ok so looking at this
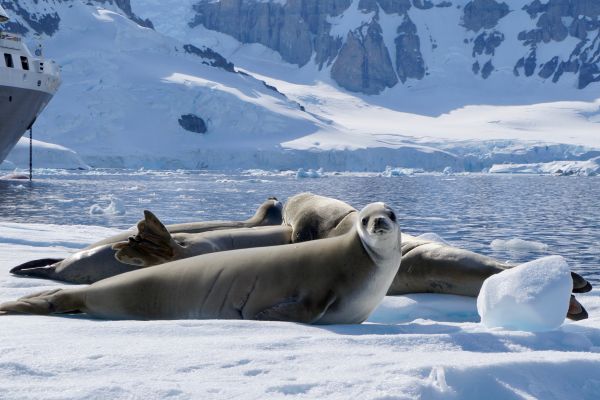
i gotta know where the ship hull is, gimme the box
[0,85,53,163]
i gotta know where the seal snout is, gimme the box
[371,215,393,235]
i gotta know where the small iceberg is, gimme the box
[90,197,126,216]
[490,238,548,252]
[381,166,415,177]
[477,256,572,332]
[296,168,325,179]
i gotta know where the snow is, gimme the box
[1,223,599,399]
[477,256,573,332]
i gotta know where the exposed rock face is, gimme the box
[190,0,351,67]
[0,0,60,35]
[395,16,426,82]
[518,0,600,88]
[331,20,398,94]
[185,0,599,94]
[94,0,153,28]
[178,114,207,134]
[462,0,509,32]
[0,0,152,36]
[183,44,235,72]
[10,0,596,96]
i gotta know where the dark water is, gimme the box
[1,170,598,284]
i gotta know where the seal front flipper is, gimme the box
[253,292,337,324]
[112,210,183,267]
[9,258,63,279]
[0,289,83,315]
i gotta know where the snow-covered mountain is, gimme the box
[177,0,600,94]
[2,0,599,171]
[1,0,320,169]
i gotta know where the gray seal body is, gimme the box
[0,203,402,324]
[10,198,285,283]
[10,211,291,284]
[86,198,284,249]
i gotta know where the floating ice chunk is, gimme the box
[381,166,415,177]
[477,256,572,332]
[416,233,450,245]
[90,197,126,216]
[490,238,548,252]
[296,168,324,179]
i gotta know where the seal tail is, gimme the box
[9,258,63,280]
[0,288,83,316]
[112,210,180,267]
[567,295,589,321]
[571,272,593,293]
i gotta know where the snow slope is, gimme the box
[132,0,600,170]
[1,222,600,399]
[4,1,321,169]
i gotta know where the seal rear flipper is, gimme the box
[112,210,182,267]
[9,258,63,279]
[253,292,336,324]
[0,289,83,315]
[567,295,589,321]
[571,272,593,293]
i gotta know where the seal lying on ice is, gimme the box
[0,203,402,324]
[283,193,592,321]
[10,198,285,283]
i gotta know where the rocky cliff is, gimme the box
[187,0,600,94]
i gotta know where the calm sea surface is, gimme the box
[1,170,598,284]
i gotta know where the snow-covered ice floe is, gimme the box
[490,157,600,176]
[1,223,599,399]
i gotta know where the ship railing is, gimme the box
[0,31,21,42]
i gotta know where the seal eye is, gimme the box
[362,217,368,227]
[389,212,396,222]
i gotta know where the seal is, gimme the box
[10,197,284,281]
[86,197,284,249]
[284,194,592,321]
[0,203,402,324]
[283,193,357,242]
[388,233,591,320]
[9,193,352,284]
[10,210,292,284]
